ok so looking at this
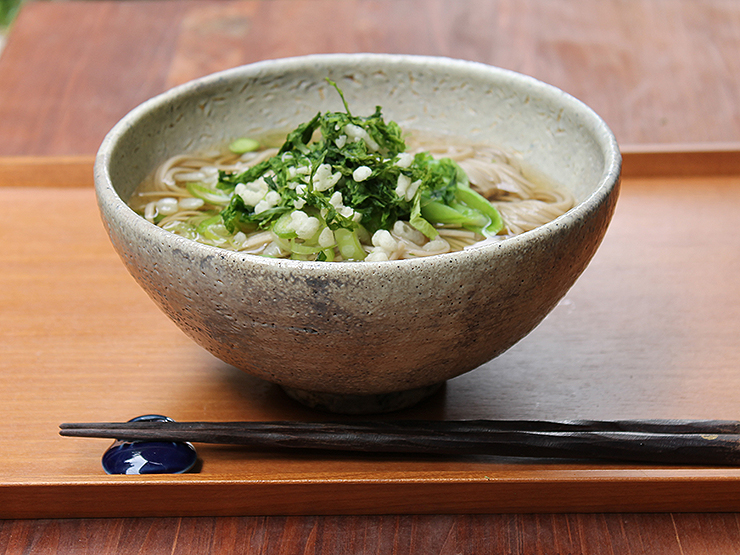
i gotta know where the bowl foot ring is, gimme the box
[281,382,444,414]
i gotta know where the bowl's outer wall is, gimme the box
[95,55,621,395]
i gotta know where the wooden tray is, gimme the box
[2,149,740,518]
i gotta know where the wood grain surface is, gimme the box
[2,154,740,520]
[2,513,740,554]
[2,0,740,157]
[3,0,740,552]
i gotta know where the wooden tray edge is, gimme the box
[0,155,95,188]
[3,476,740,518]
[620,142,740,178]
[1,144,739,189]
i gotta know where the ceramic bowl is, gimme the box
[94,54,621,413]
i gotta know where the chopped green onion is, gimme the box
[409,194,439,239]
[229,138,260,154]
[272,211,298,239]
[454,185,503,235]
[289,241,325,255]
[197,214,232,241]
[186,182,232,206]
[334,228,366,261]
[319,248,335,262]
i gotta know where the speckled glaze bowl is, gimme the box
[94,54,621,413]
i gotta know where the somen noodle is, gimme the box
[128,93,575,262]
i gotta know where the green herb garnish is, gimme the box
[216,80,502,260]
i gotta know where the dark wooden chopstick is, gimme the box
[59,419,740,465]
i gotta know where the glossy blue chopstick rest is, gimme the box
[101,415,198,475]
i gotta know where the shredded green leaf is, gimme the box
[216,83,502,258]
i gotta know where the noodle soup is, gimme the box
[128,100,575,262]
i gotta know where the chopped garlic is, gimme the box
[338,206,356,219]
[344,123,379,151]
[395,152,414,168]
[395,174,411,199]
[179,197,205,210]
[312,163,342,192]
[263,242,284,257]
[393,221,425,246]
[423,238,451,253]
[254,190,281,214]
[290,210,321,239]
[318,227,335,248]
[235,177,269,206]
[371,229,398,253]
[352,165,372,182]
[329,191,343,208]
[156,197,179,216]
[326,190,357,220]
[404,179,422,201]
[288,164,310,177]
[365,250,389,262]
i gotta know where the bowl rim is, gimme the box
[94,53,622,272]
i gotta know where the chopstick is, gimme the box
[59,419,740,465]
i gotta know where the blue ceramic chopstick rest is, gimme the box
[101,415,198,475]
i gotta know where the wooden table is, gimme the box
[2,0,740,552]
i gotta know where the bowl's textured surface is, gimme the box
[94,54,621,413]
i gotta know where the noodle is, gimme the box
[129,133,575,262]
[408,139,575,236]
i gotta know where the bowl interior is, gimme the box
[102,54,618,211]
